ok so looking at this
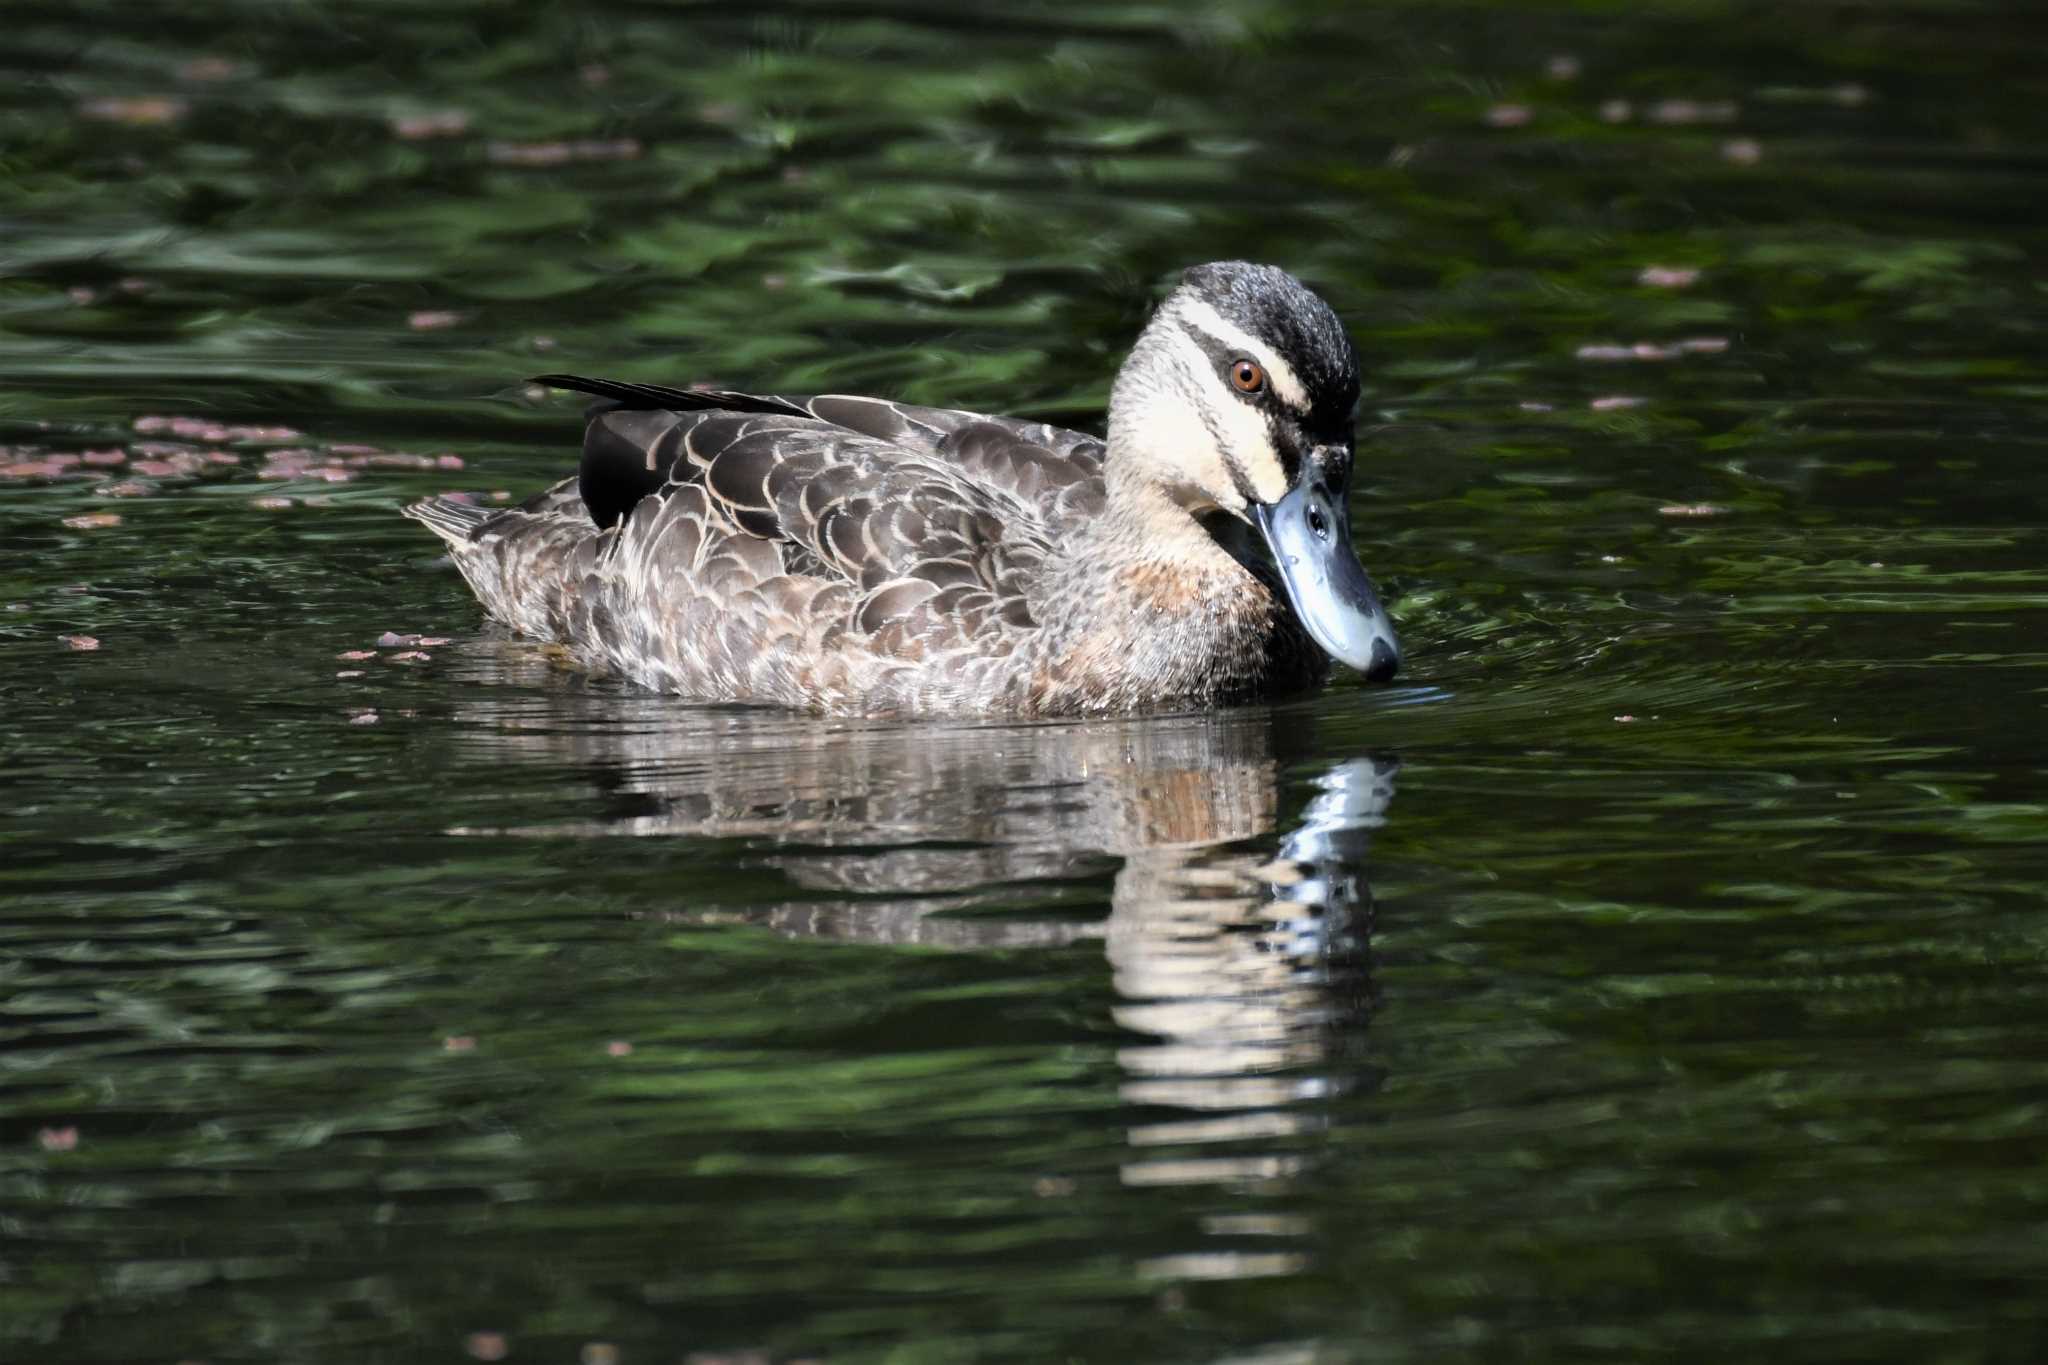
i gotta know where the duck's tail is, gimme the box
[402,479,602,643]
[403,495,493,545]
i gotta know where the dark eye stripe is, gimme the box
[1180,321,1292,410]
[1187,319,1310,417]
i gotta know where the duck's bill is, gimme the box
[1250,476,1401,683]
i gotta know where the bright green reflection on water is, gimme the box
[3,1,2047,1362]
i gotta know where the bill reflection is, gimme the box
[1112,758,1387,1206]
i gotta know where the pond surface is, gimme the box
[4,2,2047,1361]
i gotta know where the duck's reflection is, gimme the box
[1111,757,1387,1197]
[444,638,1395,1278]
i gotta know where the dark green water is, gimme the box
[5,2,2047,1361]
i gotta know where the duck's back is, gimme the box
[406,381,1112,714]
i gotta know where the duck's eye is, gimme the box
[1230,359,1265,394]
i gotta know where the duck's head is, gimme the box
[1107,260,1401,684]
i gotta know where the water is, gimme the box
[4,2,2047,1361]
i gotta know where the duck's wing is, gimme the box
[537,375,1106,528]
[583,403,1047,628]
[800,394,1106,525]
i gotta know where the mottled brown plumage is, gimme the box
[405,262,1399,715]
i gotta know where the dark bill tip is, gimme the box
[1364,634,1399,684]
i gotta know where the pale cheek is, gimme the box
[1188,448,1244,512]
[1110,396,1219,513]
[1218,403,1288,504]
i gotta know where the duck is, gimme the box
[404,260,1401,716]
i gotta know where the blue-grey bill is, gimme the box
[1251,482,1401,682]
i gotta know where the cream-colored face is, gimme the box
[1108,291,1323,516]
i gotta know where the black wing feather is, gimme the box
[533,374,813,420]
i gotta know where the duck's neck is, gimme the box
[1034,478,1299,711]
[1097,469,1244,573]
[1070,471,1282,656]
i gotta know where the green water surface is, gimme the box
[3,2,2047,1362]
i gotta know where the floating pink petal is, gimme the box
[80,450,128,466]
[79,96,188,125]
[436,453,465,469]
[338,649,377,661]
[1721,138,1762,165]
[36,1126,79,1152]
[1590,395,1644,411]
[1576,344,1634,362]
[408,310,463,331]
[606,1041,634,1058]
[1484,103,1532,128]
[376,631,418,647]
[1649,99,1738,125]
[63,635,100,652]
[179,56,239,82]
[1659,503,1728,517]
[387,651,432,664]
[486,138,641,166]
[62,513,122,529]
[1637,265,1700,289]
[349,709,380,725]
[464,1332,508,1362]
[444,1035,478,1053]
[391,110,471,140]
